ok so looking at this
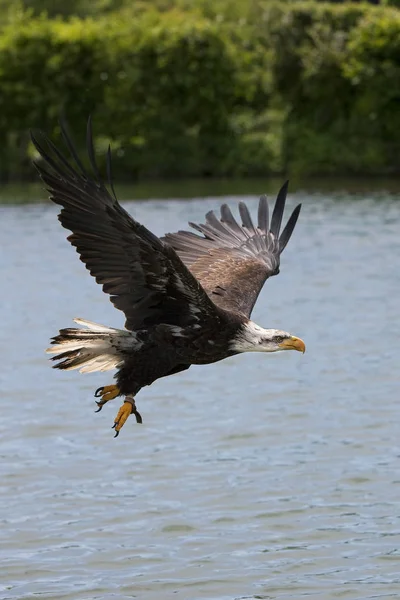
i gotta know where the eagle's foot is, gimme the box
[112,396,142,438]
[94,385,120,412]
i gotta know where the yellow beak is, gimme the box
[279,336,306,353]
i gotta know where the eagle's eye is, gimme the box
[274,335,285,344]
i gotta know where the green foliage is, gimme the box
[0,15,108,179]
[0,17,106,129]
[0,0,127,20]
[98,11,240,178]
[0,10,262,180]
[0,0,399,180]
[342,11,400,169]
[260,1,400,174]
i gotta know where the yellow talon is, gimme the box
[112,397,142,437]
[94,384,121,412]
[113,401,133,436]
[101,385,120,401]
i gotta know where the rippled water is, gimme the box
[1,189,400,599]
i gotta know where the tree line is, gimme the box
[0,1,399,181]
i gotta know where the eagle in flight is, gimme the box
[32,119,305,437]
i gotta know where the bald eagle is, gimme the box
[32,120,305,437]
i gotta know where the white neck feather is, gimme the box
[230,321,286,353]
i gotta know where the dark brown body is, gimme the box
[116,310,243,396]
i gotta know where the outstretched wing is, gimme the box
[161,183,301,317]
[31,119,217,331]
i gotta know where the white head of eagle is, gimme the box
[231,321,305,354]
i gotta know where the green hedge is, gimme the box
[99,11,239,178]
[0,9,277,180]
[261,2,400,174]
[0,15,108,180]
[0,2,399,181]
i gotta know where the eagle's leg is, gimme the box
[94,385,121,412]
[112,396,142,438]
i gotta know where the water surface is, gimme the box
[1,189,400,599]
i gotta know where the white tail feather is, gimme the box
[73,318,119,333]
[47,318,138,374]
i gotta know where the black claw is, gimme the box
[134,410,143,424]
[95,401,104,413]
[112,422,117,429]
[114,430,120,438]
[94,387,104,398]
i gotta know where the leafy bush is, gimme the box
[0,1,400,181]
[343,11,400,169]
[0,9,276,180]
[261,1,400,174]
[98,10,240,178]
[0,15,108,179]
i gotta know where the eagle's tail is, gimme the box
[46,318,129,374]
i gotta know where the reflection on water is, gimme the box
[1,189,400,599]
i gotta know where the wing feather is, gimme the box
[278,203,301,252]
[238,202,256,237]
[270,180,289,237]
[162,182,301,317]
[257,194,269,232]
[32,120,217,331]
[220,204,247,242]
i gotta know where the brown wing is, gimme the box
[31,119,218,331]
[161,182,301,317]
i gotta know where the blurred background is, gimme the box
[1,0,400,187]
[1,2,400,600]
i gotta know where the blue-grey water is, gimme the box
[1,189,400,600]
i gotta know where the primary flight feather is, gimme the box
[32,119,305,436]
